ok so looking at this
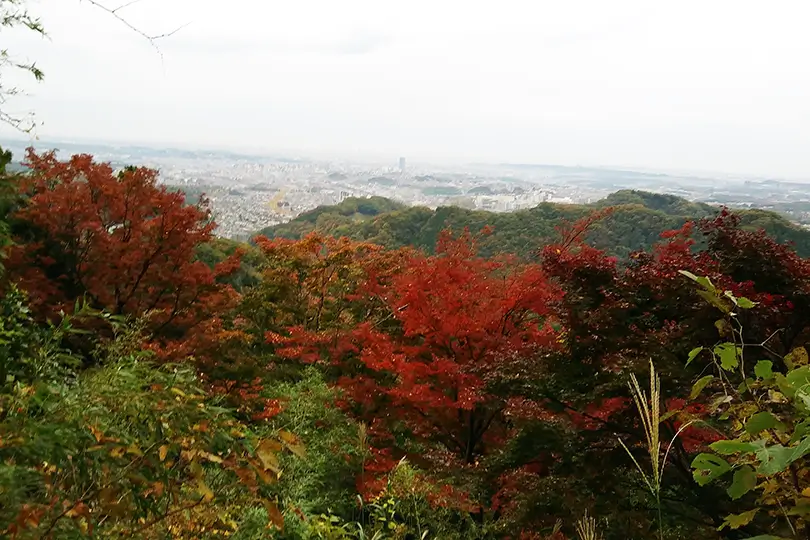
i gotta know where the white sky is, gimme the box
[2,0,809,177]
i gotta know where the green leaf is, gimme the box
[721,508,758,530]
[709,440,759,455]
[790,437,810,463]
[659,409,681,423]
[690,375,714,399]
[736,296,757,309]
[699,289,731,313]
[745,412,779,435]
[754,360,773,380]
[775,373,796,398]
[755,444,794,475]
[686,347,704,366]
[787,365,810,389]
[714,342,740,371]
[727,466,756,500]
[791,420,810,443]
[692,453,732,486]
[679,270,716,291]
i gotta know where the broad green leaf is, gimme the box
[679,270,716,291]
[754,360,773,380]
[751,437,810,475]
[720,508,758,530]
[692,453,732,485]
[736,296,757,309]
[789,436,810,463]
[756,444,794,475]
[787,365,810,389]
[745,412,779,435]
[686,347,704,366]
[791,420,810,443]
[714,342,740,371]
[690,375,714,399]
[775,373,796,399]
[709,440,759,455]
[699,289,731,313]
[727,466,756,500]
[737,378,756,394]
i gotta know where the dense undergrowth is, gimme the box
[3,148,810,539]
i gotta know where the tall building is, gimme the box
[398,157,406,171]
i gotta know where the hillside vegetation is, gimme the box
[259,190,810,258]
[7,149,810,540]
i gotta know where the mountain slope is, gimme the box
[257,190,810,258]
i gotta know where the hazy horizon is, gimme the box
[1,0,809,179]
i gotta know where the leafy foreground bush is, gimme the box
[684,272,810,539]
[0,293,477,539]
[0,298,298,538]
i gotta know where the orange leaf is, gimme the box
[278,430,306,458]
[89,425,104,443]
[159,445,169,462]
[264,500,284,531]
[65,502,90,519]
[256,439,281,473]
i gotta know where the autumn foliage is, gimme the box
[6,147,810,539]
[4,149,241,359]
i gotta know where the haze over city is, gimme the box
[2,0,809,179]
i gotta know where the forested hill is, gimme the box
[257,190,810,258]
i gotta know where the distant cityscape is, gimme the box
[4,138,810,241]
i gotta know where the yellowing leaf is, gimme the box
[278,430,306,458]
[721,508,758,530]
[170,387,187,397]
[786,347,809,369]
[201,451,223,464]
[250,458,278,485]
[109,446,126,458]
[256,440,281,472]
[159,445,169,462]
[801,487,810,498]
[189,460,205,478]
[196,478,215,502]
[690,375,714,400]
[126,444,144,457]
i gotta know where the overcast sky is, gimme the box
[1,0,809,177]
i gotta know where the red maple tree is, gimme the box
[330,229,563,466]
[5,149,241,358]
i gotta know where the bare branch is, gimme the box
[112,0,143,12]
[81,0,190,60]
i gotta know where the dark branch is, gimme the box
[82,0,190,59]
